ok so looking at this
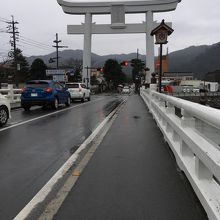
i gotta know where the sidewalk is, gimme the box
[54,94,207,220]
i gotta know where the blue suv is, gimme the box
[21,80,71,111]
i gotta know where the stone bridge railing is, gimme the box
[141,87,220,220]
[0,85,21,104]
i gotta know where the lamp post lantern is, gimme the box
[151,19,173,93]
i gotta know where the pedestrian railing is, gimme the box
[141,87,220,220]
[0,85,22,104]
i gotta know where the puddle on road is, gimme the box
[103,99,122,117]
[133,115,141,119]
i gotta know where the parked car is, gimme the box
[182,86,192,93]
[193,88,200,93]
[122,86,130,94]
[0,94,11,126]
[21,80,71,111]
[66,83,91,102]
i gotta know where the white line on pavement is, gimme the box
[14,99,125,220]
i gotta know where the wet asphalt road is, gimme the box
[0,94,124,220]
[54,94,208,220]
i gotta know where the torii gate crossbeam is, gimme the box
[57,0,181,86]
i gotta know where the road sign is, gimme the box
[46,69,65,76]
[53,74,65,82]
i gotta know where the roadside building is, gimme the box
[205,70,220,84]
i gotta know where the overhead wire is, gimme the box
[1,17,57,57]
[0,16,10,23]
[19,39,52,51]
[19,35,52,49]
[0,28,7,33]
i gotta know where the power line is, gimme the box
[0,16,10,23]
[0,27,7,33]
[19,39,52,51]
[19,35,52,49]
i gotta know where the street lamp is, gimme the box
[151,19,173,93]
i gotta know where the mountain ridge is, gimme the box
[26,42,220,79]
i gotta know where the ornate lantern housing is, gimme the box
[151,20,173,93]
[151,19,173,44]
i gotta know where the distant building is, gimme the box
[155,55,169,74]
[205,70,220,84]
[179,80,203,87]
[163,72,194,81]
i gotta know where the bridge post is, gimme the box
[165,102,175,115]
[146,11,155,83]
[181,109,195,128]
[195,157,212,180]
[8,84,14,103]
[180,141,194,159]
[83,13,92,88]
[172,131,180,143]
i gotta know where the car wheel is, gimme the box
[53,97,59,110]
[23,105,30,111]
[0,106,8,126]
[81,94,85,102]
[88,95,91,101]
[65,96,71,107]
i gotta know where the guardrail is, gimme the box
[140,87,220,220]
[0,84,22,104]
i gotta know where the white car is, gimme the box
[122,86,130,94]
[66,83,91,102]
[0,94,11,126]
[193,88,200,93]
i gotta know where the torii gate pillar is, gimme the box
[146,11,155,83]
[83,13,92,87]
[57,0,181,85]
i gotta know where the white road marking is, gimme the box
[14,99,125,220]
[39,102,120,220]
[0,98,105,132]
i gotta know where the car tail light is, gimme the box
[44,87,53,93]
[21,87,26,93]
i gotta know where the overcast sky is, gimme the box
[0,0,220,60]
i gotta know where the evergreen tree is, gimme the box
[30,58,47,80]
[11,48,29,83]
[103,59,126,89]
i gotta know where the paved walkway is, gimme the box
[54,94,208,220]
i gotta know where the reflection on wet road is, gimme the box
[0,94,124,220]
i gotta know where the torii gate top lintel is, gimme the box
[57,0,181,85]
[57,0,181,14]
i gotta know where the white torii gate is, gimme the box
[57,0,181,86]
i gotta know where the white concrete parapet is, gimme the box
[0,85,21,104]
[140,87,220,220]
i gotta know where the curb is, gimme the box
[14,98,126,220]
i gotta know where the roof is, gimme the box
[151,19,174,36]
[57,0,181,14]
[164,72,194,77]
[26,80,53,83]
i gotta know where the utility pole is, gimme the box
[7,16,19,84]
[52,33,68,69]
